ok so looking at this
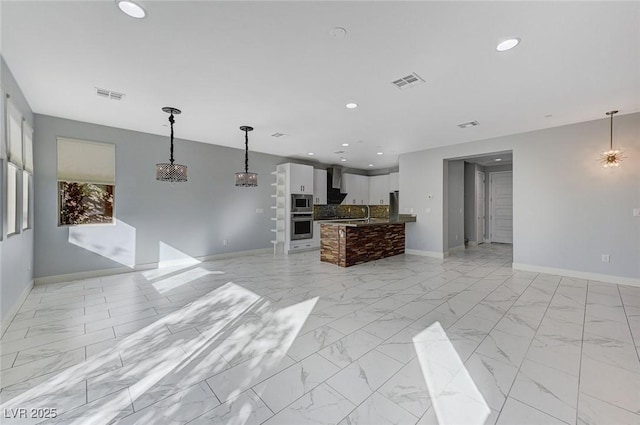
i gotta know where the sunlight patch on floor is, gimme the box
[413,322,490,425]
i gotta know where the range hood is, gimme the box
[326,167,347,205]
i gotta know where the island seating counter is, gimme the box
[319,218,413,267]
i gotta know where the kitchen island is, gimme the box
[320,217,414,267]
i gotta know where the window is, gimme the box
[6,99,23,235]
[22,171,30,230]
[57,138,116,226]
[7,163,18,235]
[22,121,33,230]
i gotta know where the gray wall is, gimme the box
[1,57,35,325]
[464,162,483,243]
[400,112,640,280]
[33,115,291,279]
[446,160,464,251]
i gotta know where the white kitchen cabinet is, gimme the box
[389,172,399,191]
[341,173,369,205]
[369,174,390,205]
[287,163,313,194]
[313,169,327,205]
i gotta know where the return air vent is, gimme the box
[457,120,480,128]
[271,132,287,138]
[391,72,425,90]
[95,87,125,101]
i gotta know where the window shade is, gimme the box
[23,121,34,173]
[6,99,23,168]
[57,137,116,184]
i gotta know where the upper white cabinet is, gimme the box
[313,169,327,205]
[341,173,369,205]
[285,163,313,194]
[389,172,399,191]
[369,174,390,205]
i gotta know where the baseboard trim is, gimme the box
[468,241,478,246]
[512,263,640,287]
[448,245,465,253]
[405,249,445,259]
[1,279,34,336]
[34,248,273,285]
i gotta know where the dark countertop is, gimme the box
[318,215,416,227]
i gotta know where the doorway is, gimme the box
[489,171,513,243]
[476,171,485,244]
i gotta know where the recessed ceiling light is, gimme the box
[346,103,358,109]
[116,0,146,19]
[494,158,502,162]
[342,143,350,147]
[307,152,314,156]
[340,158,347,162]
[376,152,383,155]
[330,27,347,39]
[368,164,374,167]
[496,38,520,52]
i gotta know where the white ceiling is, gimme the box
[2,1,639,170]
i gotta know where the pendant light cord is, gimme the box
[169,112,175,165]
[244,129,249,173]
[610,112,614,151]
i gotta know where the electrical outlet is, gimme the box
[634,208,640,217]
[602,254,610,263]
[223,239,228,246]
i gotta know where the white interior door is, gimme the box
[490,171,513,243]
[476,171,485,243]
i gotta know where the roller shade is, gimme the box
[6,99,23,167]
[23,120,34,173]
[57,137,116,184]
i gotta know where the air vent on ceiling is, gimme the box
[391,72,425,90]
[271,132,287,138]
[96,87,125,101]
[333,150,346,154]
[457,120,479,128]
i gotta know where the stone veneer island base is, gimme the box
[320,221,406,267]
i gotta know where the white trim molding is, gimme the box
[34,248,273,285]
[1,279,33,336]
[405,249,446,259]
[512,263,640,287]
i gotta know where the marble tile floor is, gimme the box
[1,244,639,424]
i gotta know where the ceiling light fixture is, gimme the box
[496,38,520,52]
[600,110,624,168]
[376,152,384,156]
[116,0,146,19]
[342,143,350,147]
[156,107,188,183]
[346,103,358,109]
[235,126,258,187]
[494,158,502,162]
[340,158,347,162]
[307,152,314,156]
[368,164,374,167]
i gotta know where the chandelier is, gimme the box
[156,107,188,182]
[600,110,624,168]
[235,126,258,187]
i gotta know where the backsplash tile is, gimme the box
[314,204,389,220]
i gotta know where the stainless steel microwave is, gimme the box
[291,194,313,212]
